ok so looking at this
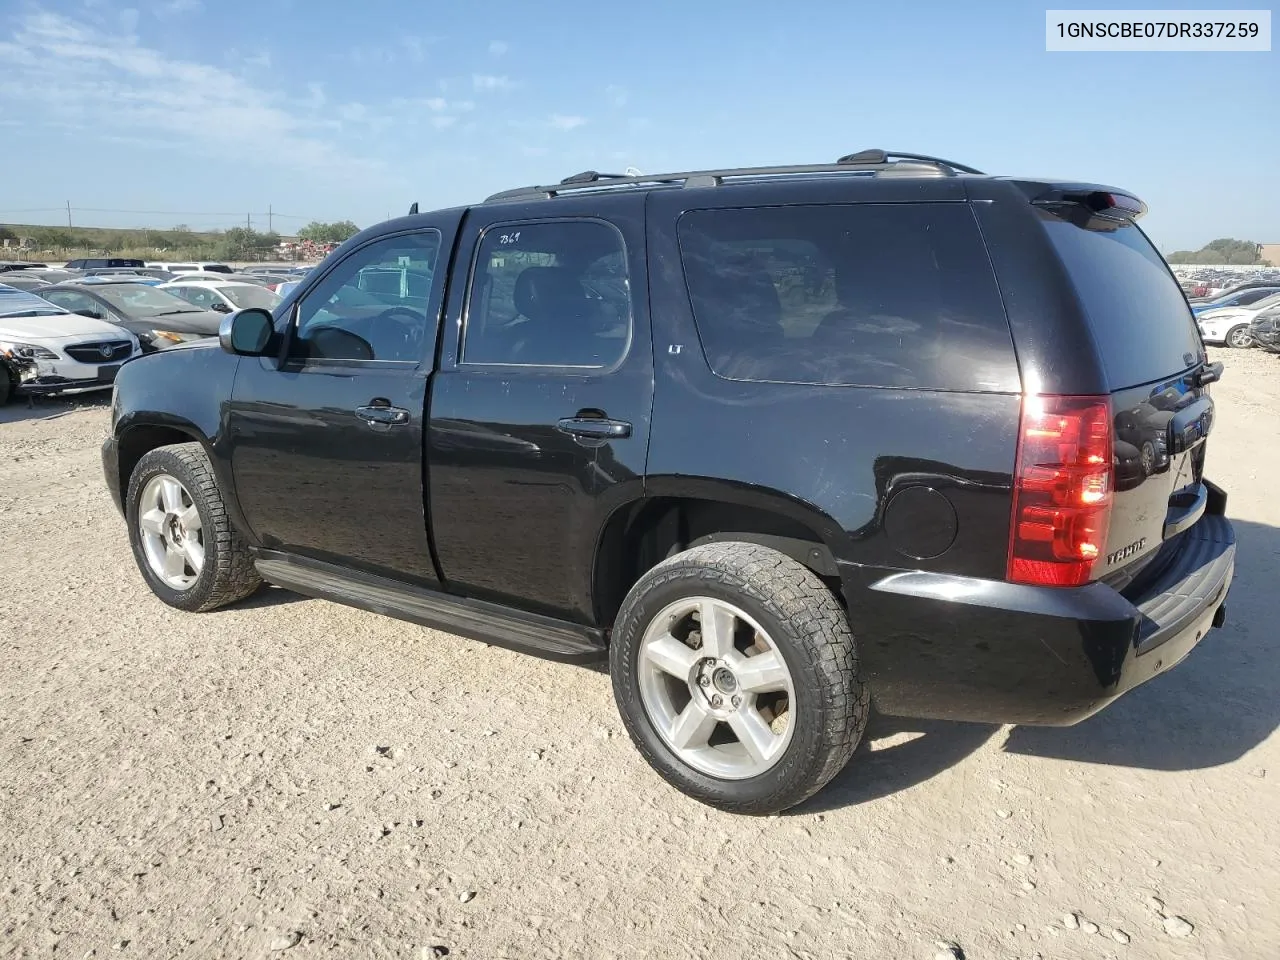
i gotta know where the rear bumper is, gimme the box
[848,488,1235,726]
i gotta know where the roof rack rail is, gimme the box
[484,149,984,202]
[836,149,985,175]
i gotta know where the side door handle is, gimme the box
[356,400,410,429]
[555,416,632,445]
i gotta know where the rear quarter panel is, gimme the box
[644,186,1023,583]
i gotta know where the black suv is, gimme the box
[102,150,1236,814]
[64,257,146,270]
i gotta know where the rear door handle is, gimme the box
[555,417,632,443]
[356,402,410,428]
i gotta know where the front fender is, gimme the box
[108,342,255,542]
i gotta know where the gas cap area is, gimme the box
[884,486,958,560]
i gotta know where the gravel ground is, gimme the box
[1,347,1277,960]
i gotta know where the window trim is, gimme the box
[458,216,634,375]
[284,227,442,369]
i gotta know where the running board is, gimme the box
[253,552,606,663]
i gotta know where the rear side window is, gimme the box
[462,219,631,368]
[677,203,1015,391]
[1039,214,1203,389]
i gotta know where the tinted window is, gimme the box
[1234,288,1280,306]
[1040,214,1203,389]
[463,220,630,368]
[292,231,439,363]
[677,204,1015,390]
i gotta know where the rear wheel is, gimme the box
[1226,325,1253,348]
[126,443,261,612]
[610,542,868,814]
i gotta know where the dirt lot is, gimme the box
[1,347,1277,960]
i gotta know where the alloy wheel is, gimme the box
[636,596,796,779]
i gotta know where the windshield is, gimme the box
[1249,292,1280,311]
[222,284,282,310]
[88,283,203,317]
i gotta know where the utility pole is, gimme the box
[246,212,252,230]
[66,201,72,227]
[267,204,273,233]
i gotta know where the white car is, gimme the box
[146,261,234,275]
[0,284,141,395]
[158,279,282,314]
[1196,292,1280,348]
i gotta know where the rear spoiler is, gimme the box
[1011,180,1148,223]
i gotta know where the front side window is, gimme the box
[167,285,217,309]
[222,284,281,310]
[677,203,1015,390]
[462,220,631,368]
[291,231,440,363]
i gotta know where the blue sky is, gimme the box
[0,0,1275,250]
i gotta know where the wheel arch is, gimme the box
[116,418,211,498]
[592,479,847,630]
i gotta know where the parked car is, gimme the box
[147,262,233,275]
[0,274,53,292]
[1190,286,1280,316]
[267,279,303,298]
[0,283,141,394]
[36,281,224,352]
[0,261,49,273]
[158,279,282,314]
[103,151,1234,814]
[84,267,178,283]
[1196,292,1280,348]
[1248,309,1280,353]
[0,347,38,405]
[63,257,146,270]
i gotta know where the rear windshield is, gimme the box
[1040,213,1204,390]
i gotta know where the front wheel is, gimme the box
[610,542,868,814]
[126,442,261,612]
[1226,325,1254,349]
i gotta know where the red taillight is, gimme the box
[1007,395,1113,588]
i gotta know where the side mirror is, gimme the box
[211,301,233,313]
[74,308,104,319]
[219,308,275,357]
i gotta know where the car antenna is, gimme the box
[408,202,419,215]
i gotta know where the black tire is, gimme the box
[610,541,868,814]
[0,370,11,406]
[1225,325,1253,349]
[125,442,261,612]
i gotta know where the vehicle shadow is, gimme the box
[0,392,110,425]
[796,714,998,813]
[1002,517,1279,771]
[234,585,312,610]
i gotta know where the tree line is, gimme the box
[1166,238,1271,265]
[1,220,362,261]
